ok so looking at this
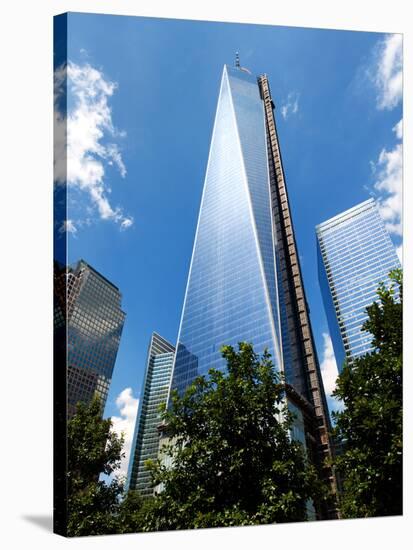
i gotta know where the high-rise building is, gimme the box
[127,332,175,497]
[167,62,337,518]
[55,259,126,418]
[316,198,401,371]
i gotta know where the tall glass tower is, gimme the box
[316,198,401,371]
[55,259,126,418]
[168,63,337,518]
[127,333,175,497]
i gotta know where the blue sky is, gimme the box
[58,13,402,475]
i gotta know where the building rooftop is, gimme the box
[316,198,376,233]
[71,259,121,292]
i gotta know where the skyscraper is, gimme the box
[55,259,126,418]
[127,332,175,497]
[168,62,337,518]
[316,198,401,371]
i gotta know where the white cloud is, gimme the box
[320,333,339,396]
[110,387,139,480]
[58,219,77,235]
[372,34,403,110]
[120,217,134,230]
[280,91,300,120]
[320,332,343,414]
[373,121,402,236]
[54,61,133,231]
[393,118,403,140]
[363,37,403,238]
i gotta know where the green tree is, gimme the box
[67,396,126,536]
[142,343,325,531]
[116,490,148,533]
[332,269,402,518]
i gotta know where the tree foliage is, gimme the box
[67,396,127,536]
[332,269,402,518]
[67,397,152,536]
[143,343,325,530]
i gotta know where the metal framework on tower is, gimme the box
[258,73,340,519]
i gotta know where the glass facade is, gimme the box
[166,64,337,518]
[63,260,126,418]
[170,65,282,396]
[127,333,175,497]
[316,199,401,371]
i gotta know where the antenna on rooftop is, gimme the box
[235,51,240,68]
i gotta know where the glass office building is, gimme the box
[171,64,282,394]
[168,63,337,518]
[316,199,401,371]
[55,260,126,418]
[127,333,175,497]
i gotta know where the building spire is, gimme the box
[235,51,240,69]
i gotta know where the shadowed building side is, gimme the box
[259,74,339,518]
[65,260,126,418]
